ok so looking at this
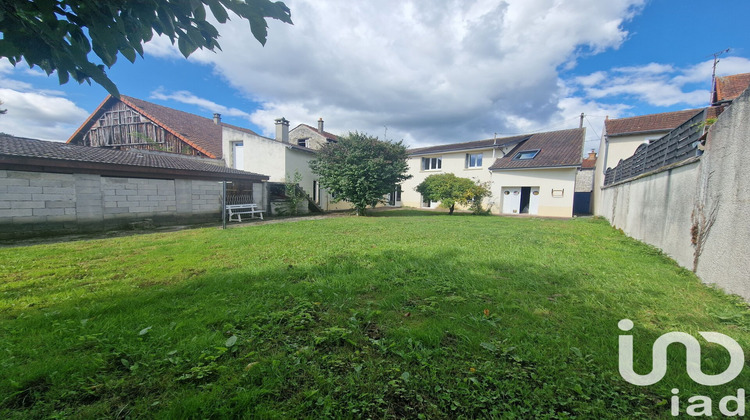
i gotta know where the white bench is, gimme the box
[226,203,264,222]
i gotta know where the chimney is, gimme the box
[275,117,290,143]
[213,113,221,125]
[587,149,596,160]
[318,117,324,133]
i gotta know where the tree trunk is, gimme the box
[449,204,455,215]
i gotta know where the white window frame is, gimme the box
[421,157,442,171]
[466,152,483,168]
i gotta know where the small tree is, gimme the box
[416,173,491,215]
[310,132,411,216]
[281,171,306,216]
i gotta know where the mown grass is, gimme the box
[2,211,750,418]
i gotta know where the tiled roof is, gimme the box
[295,124,340,141]
[604,109,703,137]
[713,72,750,104]
[1,135,268,181]
[488,128,584,170]
[68,95,263,159]
[408,135,530,156]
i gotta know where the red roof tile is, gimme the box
[581,157,596,169]
[713,72,750,104]
[604,109,703,137]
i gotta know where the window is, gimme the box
[232,141,245,170]
[466,153,483,168]
[421,157,442,170]
[513,149,540,160]
[297,138,308,147]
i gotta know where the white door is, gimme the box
[502,187,521,214]
[233,142,245,170]
[529,187,540,215]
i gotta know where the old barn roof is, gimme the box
[67,95,263,159]
[1,135,268,181]
[488,128,584,170]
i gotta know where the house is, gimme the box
[0,134,268,239]
[712,72,750,107]
[67,95,345,213]
[403,134,530,209]
[488,128,584,217]
[401,127,584,217]
[591,108,706,214]
[288,118,339,149]
[222,117,350,212]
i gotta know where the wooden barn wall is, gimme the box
[78,102,208,157]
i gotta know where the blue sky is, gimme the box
[1,0,749,153]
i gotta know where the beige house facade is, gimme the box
[402,128,584,217]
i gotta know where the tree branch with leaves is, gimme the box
[0,0,292,96]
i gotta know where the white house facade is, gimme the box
[401,128,585,217]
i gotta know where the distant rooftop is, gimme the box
[713,72,750,105]
[408,134,530,156]
[604,109,704,137]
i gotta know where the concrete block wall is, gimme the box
[596,88,750,301]
[0,171,226,239]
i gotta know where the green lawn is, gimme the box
[1,211,749,418]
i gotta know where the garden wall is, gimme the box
[0,171,223,239]
[597,88,750,300]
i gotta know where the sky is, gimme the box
[1,0,750,154]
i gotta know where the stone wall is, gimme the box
[0,171,223,239]
[597,87,750,301]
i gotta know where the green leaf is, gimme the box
[225,335,238,347]
[206,0,229,23]
[139,326,152,336]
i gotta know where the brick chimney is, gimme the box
[275,117,290,143]
[213,113,221,125]
[587,149,596,160]
[318,117,324,133]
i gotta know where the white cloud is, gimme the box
[149,88,253,119]
[572,56,750,108]
[0,60,90,141]
[166,0,645,147]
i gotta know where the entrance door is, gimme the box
[520,187,531,213]
[388,186,402,206]
[528,187,540,215]
[502,187,521,214]
[502,187,539,214]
